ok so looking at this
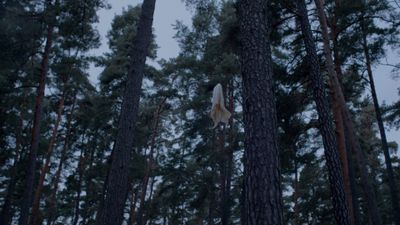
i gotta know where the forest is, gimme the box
[1,0,400,224]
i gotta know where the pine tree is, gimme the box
[18,1,58,224]
[296,0,351,224]
[238,0,283,224]
[96,0,157,224]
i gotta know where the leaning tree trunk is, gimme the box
[18,22,54,225]
[360,18,400,225]
[295,0,351,224]
[96,0,157,224]
[137,97,166,225]
[326,1,354,217]
[47,91,77,225]
[313,0,383,224]
[238,0,283,224]
[330,1,360,223]
[30,78,67,225]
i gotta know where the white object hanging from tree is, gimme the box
[210,83,231,128]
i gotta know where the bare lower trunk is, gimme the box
[19,22,54,225]
[344,123,362,225]
[328,78,354,224]
[238,0,283,224]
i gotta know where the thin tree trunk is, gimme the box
[292,158,299,225]
[296,0,351,224]
[344,123,362,225]
[238,0,283,224]
[313,0,382,224]
[95,149,113,224]
[47,91,78,225]
[127,187,140,225]
[72,149,85,225]
[18,21,54,225]
[80,132,98,225]
[137,97,166,225]
[30,78,67,225]
[221,82,234,225]
[331,0,344,82]
[218,124,227,225]
[97,0,156,224]
[360,18,400,225]
[0,85,29,225]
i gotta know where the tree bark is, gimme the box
[18,21,54,225]
[313,0,382,224]
[329,1,359,223]
[30,78,67,225]
[238,0,283,224]
[296,0,351,224]
[97,0,157,224]
[360,18,400,225]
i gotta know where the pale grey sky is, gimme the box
[89,0,191,84]
[88,0,400,143]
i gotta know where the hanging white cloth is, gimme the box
[210,83,231,128]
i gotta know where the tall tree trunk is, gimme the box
[18,21,54,225]
[238,0,283,224]
[292,159,300,225]
[47,92,77,225]
[79,132,98,225]
[127,186,140,225]
[97,1,157,223]
[313,0,382,224]
[331,0,344,82]
[137,97,166,225]
[72,149,86,225]
[221,82,234,225]
[344,124,362,225]
[30,78,67,225]
[218,124,227,225]
[296,1,351,224]
[360,18,400,225]
[0,85,29,225]
[328,66,354,225]
[330,1,359,223]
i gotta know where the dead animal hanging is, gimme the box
[210,83,231,128]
